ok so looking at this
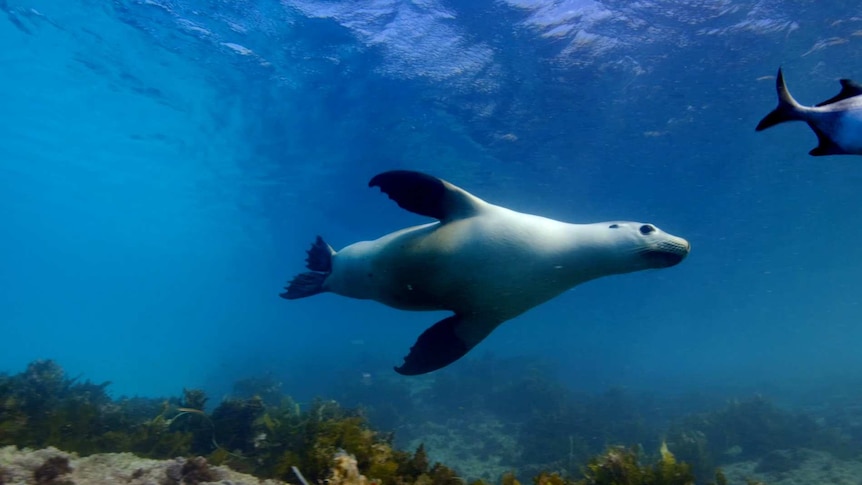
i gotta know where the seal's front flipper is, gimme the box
[280,236,334,300]
[369,170,485,222]
[809,126,848,156]
[394,314,500,375]
[815,78,862,107]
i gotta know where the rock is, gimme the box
[0,446,287,485]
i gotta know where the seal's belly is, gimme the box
[366,217,578,318]
[834,110,862,152]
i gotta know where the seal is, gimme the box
[756,67,862,156]
[280,170,690,375]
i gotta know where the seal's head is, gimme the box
[603,221,690,270]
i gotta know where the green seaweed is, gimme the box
[181,388,208,411]
[0,359,781,485]
[574,445,694,485]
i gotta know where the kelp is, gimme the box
[0,361,460,484]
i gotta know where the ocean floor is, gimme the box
[721,448,862,485]
[404,416,517,482]
[4,445,862,485]
[0,446,288,485]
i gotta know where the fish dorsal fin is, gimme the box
[369,170,486,222]
[816,78,862,106]
[809,126,847,156]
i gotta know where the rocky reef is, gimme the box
[0,360,461,485]
[3,358,861,485]
[0,446,285,485]
[0,444,703,485]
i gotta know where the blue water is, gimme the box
[2,0,862,410]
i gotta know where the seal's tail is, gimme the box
[756,68,805,131]
[280,236,334,300]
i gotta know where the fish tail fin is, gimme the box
[756,68,805,131]
[279,236,334,300]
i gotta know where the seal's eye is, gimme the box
[639,224,656,235]
[609,224,619,229]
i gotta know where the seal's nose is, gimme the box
[680,239,691,254]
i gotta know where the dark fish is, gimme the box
[756,67,862,156]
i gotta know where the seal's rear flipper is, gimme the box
[755,68,804,131]
[305,235,335,272]
[280,236,333,300]
[394,314,499,375]
[369,170,485,222]
[280,272,327,299]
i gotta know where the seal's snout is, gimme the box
[644,236,690,268]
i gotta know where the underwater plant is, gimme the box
[0,359,836,485]
[574,445,695,485]
[0,360,118,453]
[181,388,208,411]
[0,361,461,483]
